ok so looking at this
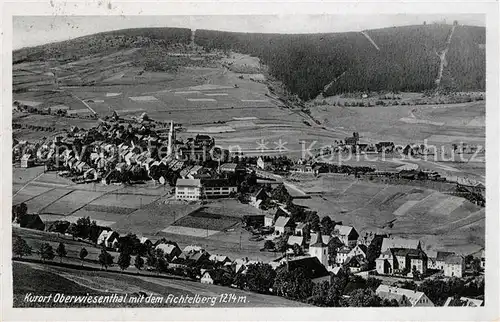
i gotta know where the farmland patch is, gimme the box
[429,196,464,216]
[187,84,233,91]
[174,91,201,94]
[425,134,485,144]
[186,125,235,133]
[90,193,157,209]
[25,188,72,214]
[162,226,220,237]
[16,100,42,107]
[43,190,105,215]
[129,96,158,102]
[205,93,228,96]
[233,116,258,120]
[186,98,217,102]
[393,200,420,216]
[399,117,445,126]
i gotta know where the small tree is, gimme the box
[98,248,114,270]
[117,251,131,271]
[12,236,32,258]
[79,247,88,266]
[56,242,67,263]
[154,248,167,275]
[134,255,145,272]
[275,236,288,254]
[292,243,304,256]
[39,243,55,263]
[245,263,276,294]
[264,240,275,250]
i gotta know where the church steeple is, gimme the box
[309,229,328,267]
[167,120,175,156]
[310,229,326,247]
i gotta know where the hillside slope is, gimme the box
[13,24,485,100]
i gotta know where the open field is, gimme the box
[309,101,485,147]
[13,261,304,307]
[292,174,484,255]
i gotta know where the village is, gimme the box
[12,112,485,307]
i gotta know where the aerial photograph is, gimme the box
[11,14,486,308]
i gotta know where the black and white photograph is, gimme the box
[2,1,499,320]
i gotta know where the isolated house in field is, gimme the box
[274,216,294,236]
[376,285,434,307]
[175,179,202,201]
[443,255,465,278]
[443,296,483,307]
[332,225,359,248]
[381,237,422,252]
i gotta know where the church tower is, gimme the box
[167,120,176,156]
[309,230,329,268]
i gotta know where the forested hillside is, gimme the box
[195,24,485,100]
[13,24,485,100]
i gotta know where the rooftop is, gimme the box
[176,179,202,188]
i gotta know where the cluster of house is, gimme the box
[261,205,481,281]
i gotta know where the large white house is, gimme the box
[175,179,202,200]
